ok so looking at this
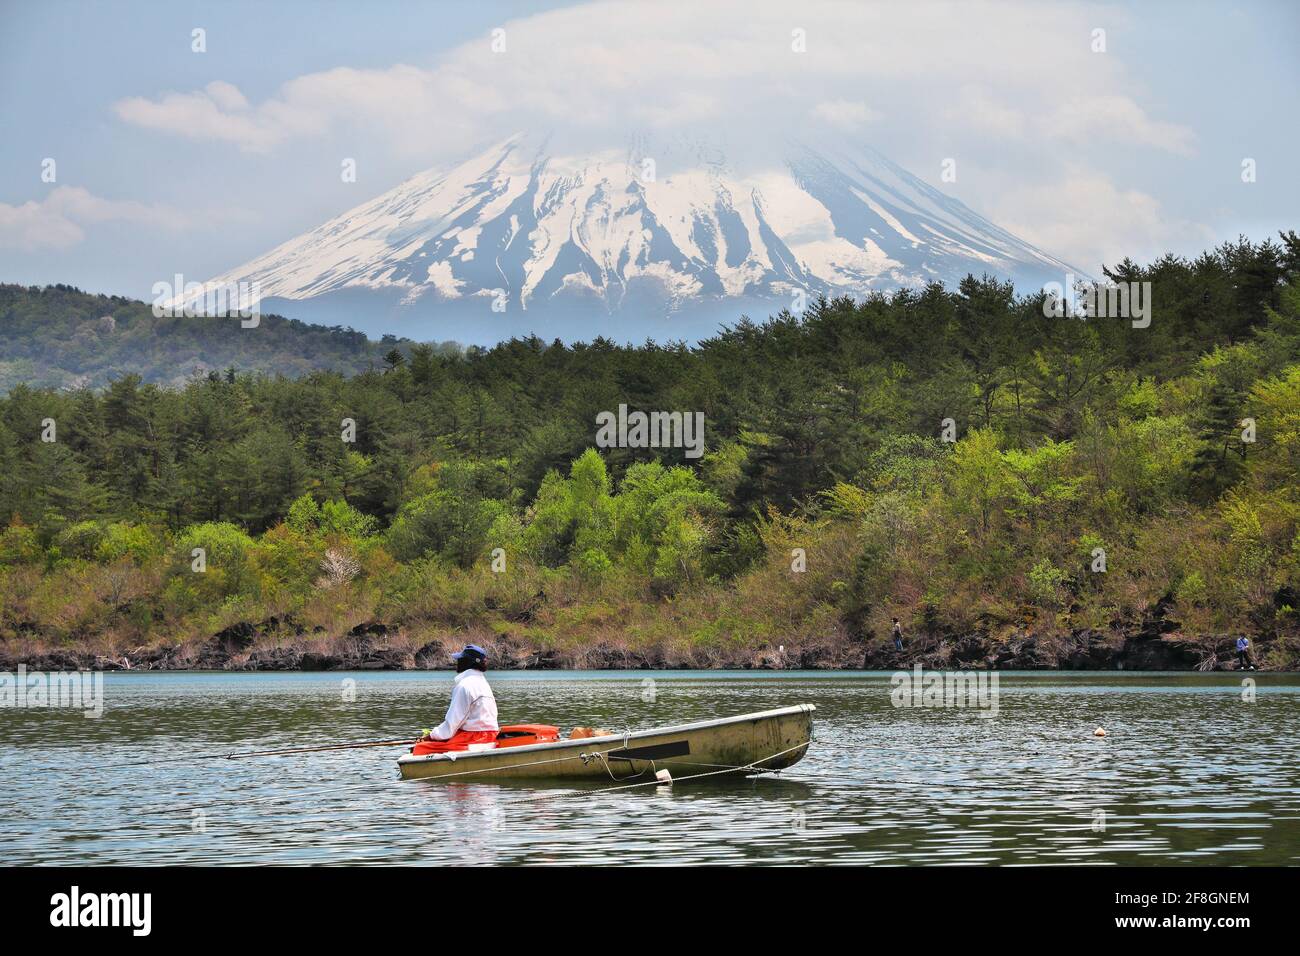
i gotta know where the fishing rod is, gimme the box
[215,738,419,759]
[85,737,420,771]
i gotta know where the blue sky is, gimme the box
[2,0,1296,303]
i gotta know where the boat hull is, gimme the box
[397,704,815,782]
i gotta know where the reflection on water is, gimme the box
[2,671,1297,865]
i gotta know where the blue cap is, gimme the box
[452,644,488,661]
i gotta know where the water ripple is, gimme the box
[2,671,1297,865]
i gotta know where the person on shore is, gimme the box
[416,644,499,751]
[1236,636,1255,670]
[892,618,904,652]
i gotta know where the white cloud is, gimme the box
[0,187,175,251]
[204,80,249,112]
[112,1,1194,160]
[1039,95,1196,156]
[992,169,1214,273]
[943,87,1027,139]
[813,99,882,130]
[105,0,1203,267]
[114,79,321,152]
[0,187,254,252]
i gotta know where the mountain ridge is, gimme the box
[0,283,457,392]
[178,134,1086,343]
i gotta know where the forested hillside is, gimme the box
[0,284,459,391]
[2,234,1299,669]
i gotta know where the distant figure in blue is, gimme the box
[1236,636,1254,670]
[892,618,904,652]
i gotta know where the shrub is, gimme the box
[97,522,164,564]
[1028,558,1069,609]
[0,520,41,566]
[386,464,507,568]
[55,520,105,561]
[174,521,259,599]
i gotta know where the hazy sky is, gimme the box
[2,0,1296,301]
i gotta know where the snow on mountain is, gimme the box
[179,134,1081,343]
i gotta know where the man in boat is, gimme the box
[416,644,500,752]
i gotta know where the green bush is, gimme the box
[386,462,507,567]
[98,522,164,563]
[174,522,259,599]
[0,520,41,565]
[55,520,105,561]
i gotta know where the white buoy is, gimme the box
[655,769,673,785]
[1093,727,1107,737]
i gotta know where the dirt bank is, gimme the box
[1,614,1288,672]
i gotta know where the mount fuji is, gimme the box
[183,134,1081,344]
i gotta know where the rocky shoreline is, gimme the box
[0,614,1282,672]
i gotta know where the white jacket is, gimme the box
[431,669,499,739]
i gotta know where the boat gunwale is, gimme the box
[396,703,816,766]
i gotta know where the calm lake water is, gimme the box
[2,671,1298,865]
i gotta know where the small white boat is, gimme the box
[397,704,816,782]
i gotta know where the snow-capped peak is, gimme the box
[181,133,1081,342]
